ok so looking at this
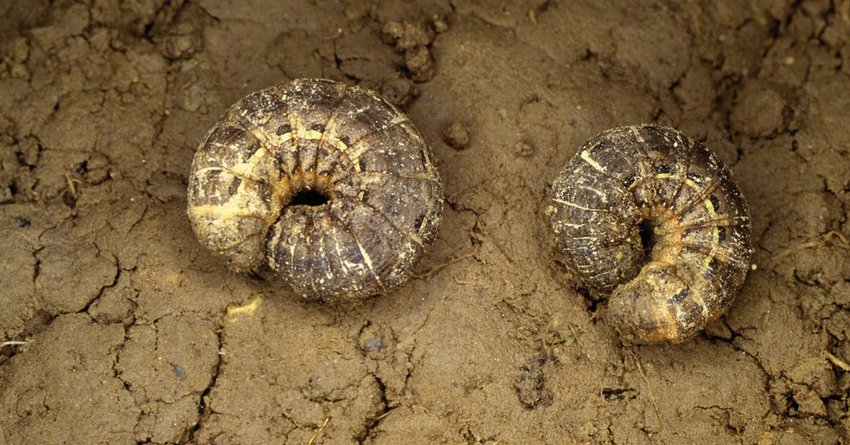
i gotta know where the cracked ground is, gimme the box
[1,0,849,444]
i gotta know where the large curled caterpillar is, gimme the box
[187,78,444,302]
[547,125,753,343]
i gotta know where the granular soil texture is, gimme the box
[1,1,849,444]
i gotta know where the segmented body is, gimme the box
[187,79,444,301]
[548,125,752,343]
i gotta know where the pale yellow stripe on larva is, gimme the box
[580,150,606,173]
[300,129,324,140]
[580,185,607,199]
[231,145,270,178]
[345,142,372,164]
[704,195,717,217]
[332,138,348,152]
[553,198,605,212]
[702,194,720,269]
[278,132,294,144]
[405,126,433,172]
[265,226,283,271]
[297,128,350,153]
[287,234,299,279]
[421,147,434,174]
[403,228,424,246]
[389,113,407,126]
[331,223,353,276]
[188,203,267,221]
[629,126,645,144]
[351,231,383,290]
[653,172,700,191]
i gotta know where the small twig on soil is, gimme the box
[372,411,392,422]
[1,340,28,347]
[64,174,81,197]
[818,325,849,371]
[413,251,476,280]
[623,347,664,426]
[307,416,330,445]
[771,231,850,263]
[824,351,850,372]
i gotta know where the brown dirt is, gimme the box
[1,1,849,444]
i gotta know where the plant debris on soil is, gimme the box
[1,1,849,444]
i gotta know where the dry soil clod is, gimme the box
[381,19,438,82]
[442,122,471,150]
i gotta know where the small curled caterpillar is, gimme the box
[547,125,753,343]
[187,78,444,302]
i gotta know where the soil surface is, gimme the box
[1,1,849,444]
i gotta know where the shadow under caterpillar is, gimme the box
[548,125,753,343]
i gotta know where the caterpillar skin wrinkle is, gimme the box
[548,125,753,343]
[187,79,444,302]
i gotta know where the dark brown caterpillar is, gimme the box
[547,125,753,343]
[187,78,444,302]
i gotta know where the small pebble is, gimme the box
[443,122,470,150]
[173,364,186,379]
[363,337,383,353]
[433,16,449,33]
[380,77,417,107]
[404,46,434,82]
[515,141,534,157]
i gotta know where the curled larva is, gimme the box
[187,78,444,302]
[547,125,753,343]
